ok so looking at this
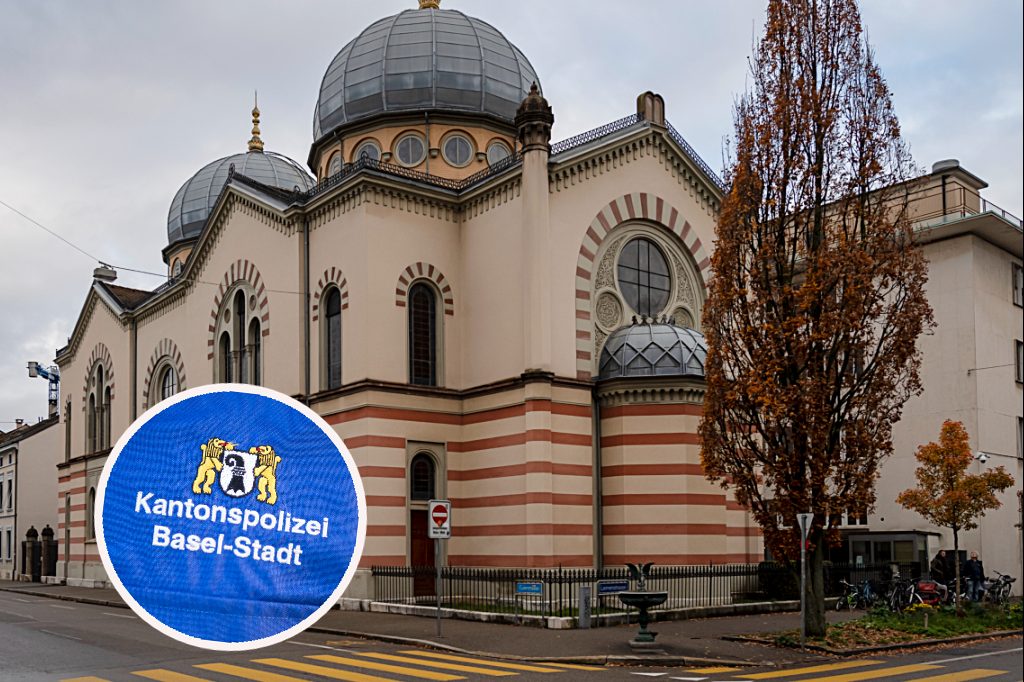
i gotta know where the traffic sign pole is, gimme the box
[797,513,813,650]
[427,499,451,638]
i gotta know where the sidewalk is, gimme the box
[0,579,848,666]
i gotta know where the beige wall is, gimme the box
[13,421,61,579]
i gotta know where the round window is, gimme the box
[486,141,511,166]
[353,141,380,163]
[617,237,671,317]
[327,152,343,175]
[442,134,474,167]
[394,134,425,167]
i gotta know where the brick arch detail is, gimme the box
[142,339,187,409]
[574,193,711,380]
[395,262,454,316]
[81,342,114,409]
[311,267,350,323]
[207,259,270,360]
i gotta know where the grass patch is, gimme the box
[774,602,1022,650]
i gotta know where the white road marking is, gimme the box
[47,603,75,609]
[39,628,82,640]
[669,677,708,681]
[13,597,45,603]
[931,646,1023,664]
[632,674,668,678]
[0,610,34,619]
[291,640,357,653]
[102,611,135,619]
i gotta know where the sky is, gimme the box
[0,0,1021,426]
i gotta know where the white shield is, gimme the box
[219,450,257,497]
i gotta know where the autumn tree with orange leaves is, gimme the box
[699,0,933,636]
[897,421,1014,612]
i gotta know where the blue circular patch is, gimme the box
[96,385,366,650]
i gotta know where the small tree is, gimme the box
[699,0,932,636]
[897,420,1015,612]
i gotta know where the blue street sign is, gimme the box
[515,581,544,596]
[597,579,630,595]
[96,385,366,651]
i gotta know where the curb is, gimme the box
[723,629,1023,656]
[2,585,764,668]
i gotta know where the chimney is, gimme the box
[636,91,665,127]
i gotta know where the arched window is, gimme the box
[64,400,72,463]
[327,151,343,176]
[87,487,96,540]
[234,291,248,384]
[408,282,438,386]
[219,332,232,382]
[95,365,105,450]
[248,318,262,386]
[324,288,342,390]
[410,453,436,501]
[86,394,96,453]
[159,366,178,401]
[102,387,112,449]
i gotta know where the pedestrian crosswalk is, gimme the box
[60,649,605,682]
[629,659,1015,682]
[58,649,1018,682]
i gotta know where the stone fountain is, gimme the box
[619,562,669,650]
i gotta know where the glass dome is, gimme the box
[167,151,315,245]
[313,6,541,140]
[598,320,708,380]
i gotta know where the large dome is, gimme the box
[313,4,541,140]
[599,320,708,381]
[167,151,315,245]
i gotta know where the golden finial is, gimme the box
[248,91,264,152]
[419,0,440,8]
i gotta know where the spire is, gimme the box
[248,91,264,152]
[418,0,440,8]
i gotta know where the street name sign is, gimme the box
[515,581,544,596]
[96,384,366,651]
[597,579,630,595]
[427,499,451,539]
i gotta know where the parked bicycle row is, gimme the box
[835,569,1016,611]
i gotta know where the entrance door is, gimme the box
[410,509,435,597]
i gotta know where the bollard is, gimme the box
[578,584,592,629]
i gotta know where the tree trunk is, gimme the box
[806,534,827,637]
[952,527,962,616]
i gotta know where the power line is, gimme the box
[1,197,305,296]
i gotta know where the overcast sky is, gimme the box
[1,0,1021,427]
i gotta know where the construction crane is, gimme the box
[27,361,60,412]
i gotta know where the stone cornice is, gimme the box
[550,128,722,216]
[595,376,706,407]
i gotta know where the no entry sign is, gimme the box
[428,499,451,539]
[95,384,366,650]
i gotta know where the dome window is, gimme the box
[618,237,671,317]
[442,134,474,168]
[327,152,343,176]
[394,134,426,167]
[171,260,184,278]
[486,140,511,166]
[159,366,179,401]
[353,140,381,163]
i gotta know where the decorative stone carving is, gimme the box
[595,235,627,289]
[595,292,623,330]
[674,306,695,330]
[670,252,696,310]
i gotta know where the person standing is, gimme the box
[964,551,985,602]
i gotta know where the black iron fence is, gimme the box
[371,561,923,617]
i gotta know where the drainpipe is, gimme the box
[593,394,603,570]
[303,216,311,404]
[130,317,137,421]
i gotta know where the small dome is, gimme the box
[167,151,315,245]
[599,320,708,380]
[313,5,541,139]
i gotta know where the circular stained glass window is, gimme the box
[394,134,425,167]
[486,141,511,166]
[443,134,474,167]
[617,237,671,317]
[353,141,380,163]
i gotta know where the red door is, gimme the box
[410,510,435,597]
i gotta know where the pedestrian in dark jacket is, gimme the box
[930,550,950,601]
[964,551,985,601]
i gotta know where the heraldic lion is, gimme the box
[250,445,282,505]
[192,437,235,495]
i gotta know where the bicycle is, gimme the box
[983,571,1016,605]
[884,576,923,613]
[835,579,875,610]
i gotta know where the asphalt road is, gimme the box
[1,589,1021,682]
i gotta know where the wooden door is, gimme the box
[410,509,435,597]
